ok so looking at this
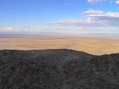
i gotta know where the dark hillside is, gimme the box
[0,49,119,89]
[63,54,119,89]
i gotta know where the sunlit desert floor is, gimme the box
[0,35,119,55]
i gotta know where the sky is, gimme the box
[0,0,119,36]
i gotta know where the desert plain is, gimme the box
[0,35,119,55]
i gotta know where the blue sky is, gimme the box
[0,0,119,36]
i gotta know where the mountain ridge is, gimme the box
[0,49,119,89]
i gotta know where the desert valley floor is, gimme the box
[0,35,119,55]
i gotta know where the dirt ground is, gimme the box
[0,35,119,55]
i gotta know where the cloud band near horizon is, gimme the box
[51,9,119,27]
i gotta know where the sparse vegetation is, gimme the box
[0,49,119,89]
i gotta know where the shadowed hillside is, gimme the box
[0,49,119,89]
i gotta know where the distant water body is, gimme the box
[0,34,19,38]
[0,34,40,38]
[0,34,119,38]
[91,33,119,38]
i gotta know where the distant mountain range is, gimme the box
[0,33,66,38]
[0,49,119,89]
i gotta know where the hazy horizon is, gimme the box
[0,0,119,36]
[1,0,119,55]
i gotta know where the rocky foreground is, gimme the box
[0,49,119,89]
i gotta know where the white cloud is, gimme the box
[51,18,108,27]
[0,26,42,33]
[82,9,119,17]
[88,0,119,4]
[82,9,104,16]
[51,9,119,27]
[87,0,107,4]
[0,25,70,34]
[116,0,119,4]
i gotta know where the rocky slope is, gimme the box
[0,49,119,89]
